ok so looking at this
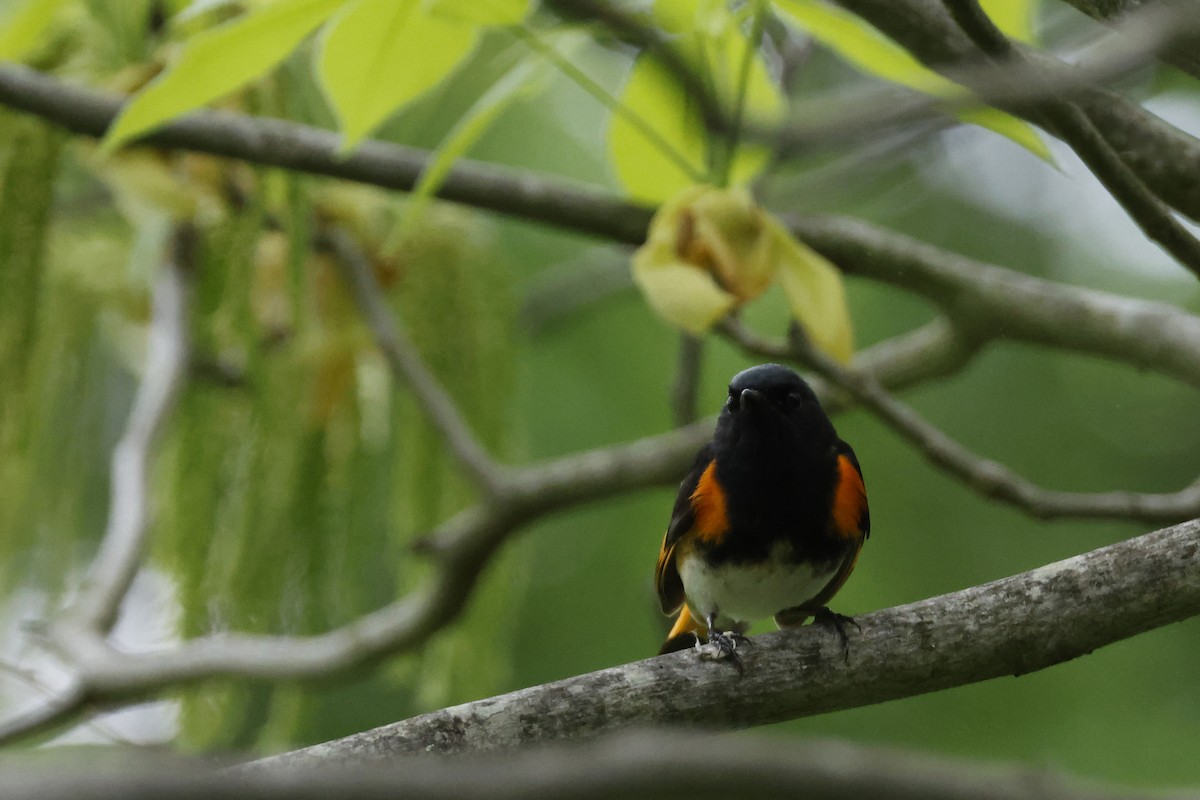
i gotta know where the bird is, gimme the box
[654,363,870,670]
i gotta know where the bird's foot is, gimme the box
[695,630,750,674]
[813,606,860,664]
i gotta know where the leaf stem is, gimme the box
[510,24,706,184]
[715,0,767,187]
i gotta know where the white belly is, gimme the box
[677,546,837,627]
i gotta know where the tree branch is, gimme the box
[249,518,1200,763]
[321,227,504,495]
[773,2,1200,158]
[791,215,1200,390]
[0,63,654,245]
[63,225,193,633]
[938,0,1200,280]
[1057,0,1200,81]
[831,0,1200,223]
[0,730,1170,800]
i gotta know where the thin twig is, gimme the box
[320,227,504,495]
[670,334,704,426]
[65,226,193,634]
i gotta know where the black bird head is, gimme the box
[715,363,836,462]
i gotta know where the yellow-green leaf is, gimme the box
[318,0,479,151]
[958,106,1050,161]
[0,0,70,61]
[425,0,531,26]
[632,185,782,334]
[775,0,1049,162]
[633,260,738,334]
[982,0,1037,43]
[386,37,565,253]
[608,2,784,202]
[762,215,854,364]
[608,56,708,204]
[102,0,347,152]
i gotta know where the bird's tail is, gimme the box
[658,604,704,655]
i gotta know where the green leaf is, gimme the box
[386,36,570,254]
[317,0,480,151]
[608,56,708,204]
[102,0,347,152]
[957,106,1050,161]
[608,2,784,203]
[762,214,854,364]
[632,186,774,334]
[425,0,531,26]
[775,0,1051,162]
[0,0,70,61]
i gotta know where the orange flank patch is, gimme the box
[831,454,867,539]
[690,460,730,544]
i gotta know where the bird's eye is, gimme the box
[784,392,802,409]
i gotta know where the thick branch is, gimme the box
[253,519,1200,763]
[0,731,1168,800]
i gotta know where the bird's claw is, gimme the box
[813,606,859,664]
[696,630,749,674]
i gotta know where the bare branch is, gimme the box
[939,0,1200,279]
[250,518,1200,763]
[671,335,704,426]
[831,0,1200,223]
[0,678,87,744]
[0,730,1172,800]
[773,2,1200,158]
[65,226,193,633]
[320,227,504,495]
[0,63,654,245]
[792,215,1200,390]
[1057,0,1200,81]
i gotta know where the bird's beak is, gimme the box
[740,388,765,410]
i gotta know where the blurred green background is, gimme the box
[1,0,1198,789]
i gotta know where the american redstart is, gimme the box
[655,363,870,670]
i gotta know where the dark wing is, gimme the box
[654,443,713,615]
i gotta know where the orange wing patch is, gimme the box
[831,454,867,539]
[690,460,729,544]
